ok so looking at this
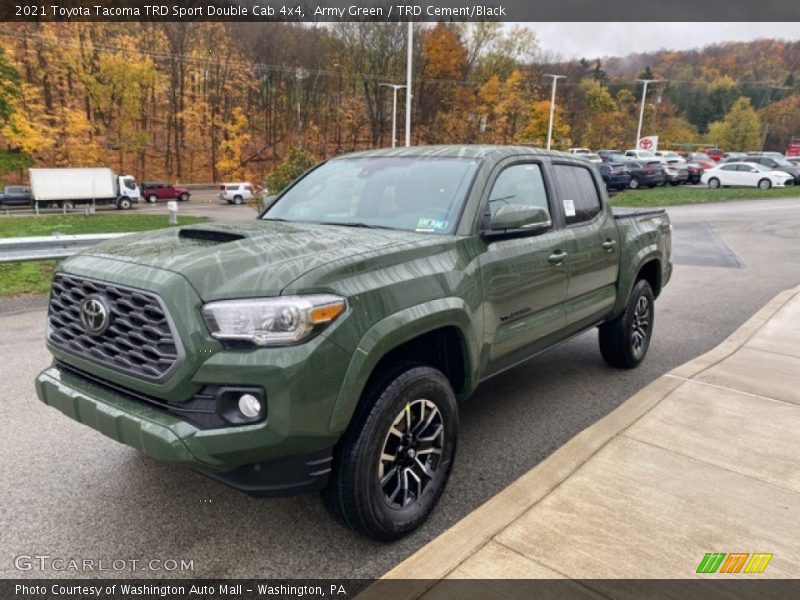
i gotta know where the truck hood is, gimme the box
[76,220,430,300]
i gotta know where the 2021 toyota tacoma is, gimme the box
[36,146,671,540]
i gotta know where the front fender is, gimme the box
[327,298,479,432]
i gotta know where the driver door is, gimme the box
[478,161,569,377]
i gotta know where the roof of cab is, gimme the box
[335,145,575,161]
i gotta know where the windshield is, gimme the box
[694,153,712,161]
[773,158,793,167]
[263,156,480,234]
[122,178,136,190]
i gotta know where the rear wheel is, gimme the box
[599,279,654,369]
[708,177,721,189]
[758,178,772,190]
[148,194,157,203]
[179,193,189,201]
[629,177,641,190]
[60,201,75,210]
[322,364,458,541]
[233,195,243,205]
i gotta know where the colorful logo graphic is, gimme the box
[696,552,773,574]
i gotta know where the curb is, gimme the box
[365,286,798,596]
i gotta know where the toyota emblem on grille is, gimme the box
[80,295,110,336]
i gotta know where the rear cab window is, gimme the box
[551,164,602,226]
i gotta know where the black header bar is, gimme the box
[2,0,800,22]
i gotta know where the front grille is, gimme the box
[48,273,183,381]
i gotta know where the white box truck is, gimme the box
[29,168,140,210]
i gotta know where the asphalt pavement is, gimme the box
[1,196,799,579]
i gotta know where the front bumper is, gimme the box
[35,361,338,496]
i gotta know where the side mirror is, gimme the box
[484,204,551,239]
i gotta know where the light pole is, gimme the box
[544,74,566,150]
[405,21,413,147]
[635,79,664,149]
[380,83,406,148]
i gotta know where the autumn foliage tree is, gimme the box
[708,97,762,151]
[0,23,798,186]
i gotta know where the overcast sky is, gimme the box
[528,23,800,60]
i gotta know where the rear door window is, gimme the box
[552,164,602,226]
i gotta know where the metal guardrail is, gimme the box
[0,233,130,263]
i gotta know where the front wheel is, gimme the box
[629,177,640,190]
[599,279,655,369]
[322,364,458,541]
[707,177,721,189]
[117,197,132,210]
[758,178,772,190]
[233,195,244,205]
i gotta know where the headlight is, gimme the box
[202,294,346,347]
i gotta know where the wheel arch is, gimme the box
[612,250,664,316]
[328,299,478,433]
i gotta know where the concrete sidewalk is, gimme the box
[372,285,800,593]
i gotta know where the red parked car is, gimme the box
[142,182,191,203]
[706,148,724,162]
[680,152,716,170]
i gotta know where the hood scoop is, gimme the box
[178,228,245,244]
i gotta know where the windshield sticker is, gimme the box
[563,199,576,217]
[416,218,449,232]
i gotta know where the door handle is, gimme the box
[548,250,568,265]
[602,239,617,252]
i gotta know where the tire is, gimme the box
[321,364,458,541]
[233,195,243,205]
[629,177,640,190]
[669,180,680,186]
[60,201,75,210]
[117,197,132,210]
[758,178,771,191]
[179,193,189,201]
[599,279,655,369]
[148,194,157,203]
[708,178,721,189]
[647,183,656,188]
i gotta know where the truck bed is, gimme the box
[612,207,667,219]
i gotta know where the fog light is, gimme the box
[238,394,261,418]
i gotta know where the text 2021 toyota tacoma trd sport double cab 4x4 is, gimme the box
[36,146,671,540]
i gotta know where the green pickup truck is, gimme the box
[36,146,671,540]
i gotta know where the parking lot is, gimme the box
[2,196,799,578]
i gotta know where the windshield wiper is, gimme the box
[318,221,400,230]
[488,195,515,204]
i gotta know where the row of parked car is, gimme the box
[0,179,265,209]
[567,147,800,192]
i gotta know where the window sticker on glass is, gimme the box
[416,218,449,232]
[563,199,576,217]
